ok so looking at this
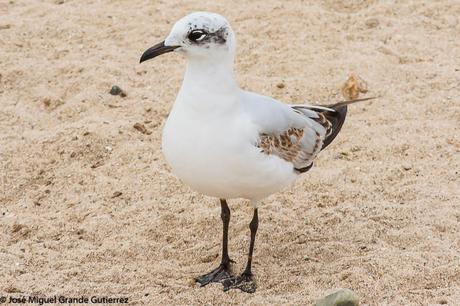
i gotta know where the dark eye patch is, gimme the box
[188,30,207,42]
[187,27,228,45]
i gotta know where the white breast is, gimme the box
[161,99,298,202]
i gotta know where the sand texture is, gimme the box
[1,0,459,305]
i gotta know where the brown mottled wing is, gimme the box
[257,127,323,172]
[256,104,348,173]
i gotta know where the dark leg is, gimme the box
[195,199,234,286]
[220,199,231,266]
[223,208,258,293]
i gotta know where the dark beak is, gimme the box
[139,41,179,63]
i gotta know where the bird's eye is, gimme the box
[188,30,207,42]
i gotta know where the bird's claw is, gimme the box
[195,263,233,286]
[222,273,257,293]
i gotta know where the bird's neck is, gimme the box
[182,55,238,95]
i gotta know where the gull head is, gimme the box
[140,12,235,63]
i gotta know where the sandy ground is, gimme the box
[1,0,459,305]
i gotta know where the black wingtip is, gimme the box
[321,105,348,150]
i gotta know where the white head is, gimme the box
[140,12,235,63]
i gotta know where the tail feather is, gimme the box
[320,96,377,150]
[327,96,377,108]
[289,96,377,173]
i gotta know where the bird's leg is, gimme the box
[223,208,258,293]
[220,199,232,267]
[195,199,234,286]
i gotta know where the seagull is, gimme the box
[140,11,374,293]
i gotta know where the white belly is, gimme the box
[161,106,297,202]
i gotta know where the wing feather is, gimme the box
[244,91,348,173]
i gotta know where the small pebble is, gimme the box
[41,97,51,108]
[315,288,359,306]
[365,18,379,29]
[91,161,104,169]
[133,123,151,135]
[303,256,319,262]
[109,85,122,95]
[109,85,127,97]
[276,82,285,89]
[112,191,123,198]
[200,253,219,263]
